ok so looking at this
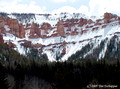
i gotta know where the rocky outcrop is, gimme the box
[62,47,66,54]
[7,41,16,48]
[102,25,107,28]
[9,19,20,36]
[1,12,120,61]
[0,34,4,44]
[29,22,41,38]
[80,30,87,35]
[78,18,87,27]
[87,19,93,24]
[57,19,65,36]
[104,12,117,23]
[71,28,78,35]
[20,40,32,48]
[0,15,26,38]
[0,15,5,28]
[92,27,99,31]
[0,15,6,35]
[0,12,119,40]
[19,24,25,38]
[41,22,52,33]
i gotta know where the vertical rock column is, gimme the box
[57,19,65,36]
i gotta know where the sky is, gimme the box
[0,0,120,17]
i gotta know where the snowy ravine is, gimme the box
[1,12,120,61]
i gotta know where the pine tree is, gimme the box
[0,63,9,89]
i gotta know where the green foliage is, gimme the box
[0,12,8,18]
[0,42,120,89]
[56,52,64,61]
[104,38,120,60]
[0,63,9,89]
[26,48,48,61]
[68,43,93,61]
[68,39,118,61]
[86,40,106,59]
[11,13,35,23]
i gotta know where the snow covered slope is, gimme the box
[1,12,120,61]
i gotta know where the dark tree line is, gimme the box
[0,43,120,89]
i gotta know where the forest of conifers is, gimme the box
[0,43,120,89]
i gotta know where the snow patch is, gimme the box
[4,25,10,31]
[3,33,25,55]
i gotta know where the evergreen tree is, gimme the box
[0,63,9,89]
